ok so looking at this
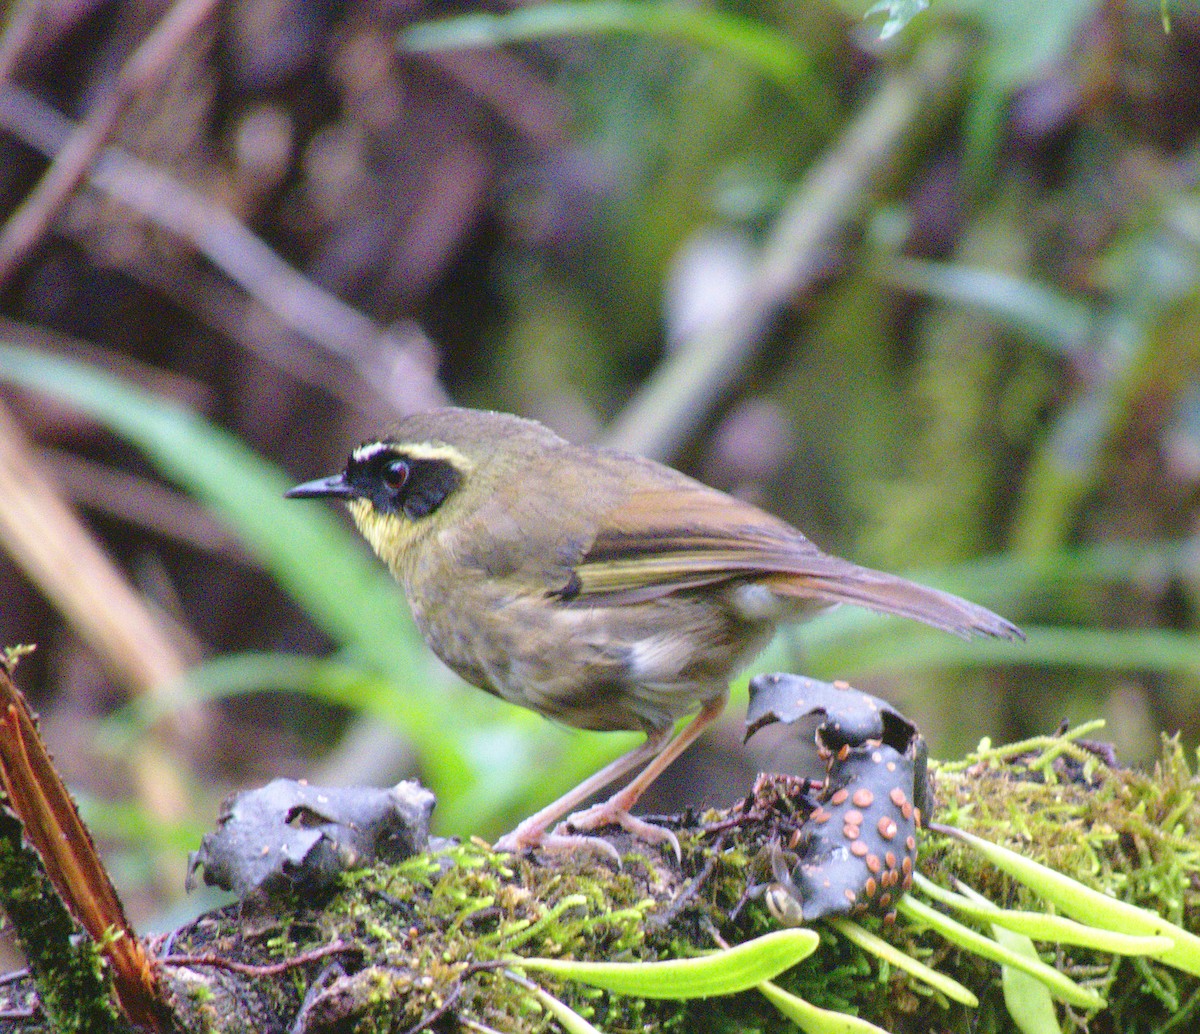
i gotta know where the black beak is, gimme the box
[285,473,356,499]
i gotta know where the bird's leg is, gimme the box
[558,695,728,861]
[493,728,670,859]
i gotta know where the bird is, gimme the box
[286,407,1022,857]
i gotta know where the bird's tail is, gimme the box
[763,565,1023,641]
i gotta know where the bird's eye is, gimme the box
[382,458,410,492]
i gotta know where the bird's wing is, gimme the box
[565,484,831,602]
[566,482,1023,641]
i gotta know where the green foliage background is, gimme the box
[0,0,1197,964]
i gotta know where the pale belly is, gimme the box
[411,589,775,734]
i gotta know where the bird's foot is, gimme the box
[493,820,622,865]
[556,802,682,864]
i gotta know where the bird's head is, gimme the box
[286,435,470,577]
[285,407,561,576]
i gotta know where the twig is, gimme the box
[0,667,163,1030]
[109,260,404,421]
[158,940,359,978]
[0,400,189,695]
[40,447,255,564]
[0,0,220,287]
[603,36,968,461]
[0,0,41,88]
[401,980,465,1034]
[0,82,448,416]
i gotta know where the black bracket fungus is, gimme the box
[186,779,437,897]
[745,673,929,924]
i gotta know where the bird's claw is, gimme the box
[557,803,682,864]
[493,825,623,866]
[493,804,682,866]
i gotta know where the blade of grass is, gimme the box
[877,256,1096,356]
[96,648,649,835]
[896,895,1105,1009]
[106,652,415,738]
[801,622,1200,681]
[828,917,978,1006]
[913,873,1174,957]
[515,928,819,998]
[0,345,486,793]
[792,542,1195,662]
[757,978,891,1034]
[0,345,416,673]
[401,1,833,120]
[938,826,1200,977]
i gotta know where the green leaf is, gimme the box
[828,918,978,1006]
[993,925,1061,1034]
[523,981,606,1034]
[758,979,891,1034]
[945,827,1200,977]
[0,344,486,798]
[914,874,1174,957]
[791,541,1200,680]
[113,652,413,734]
[0,344,418,675]
[401,1,831,118]
[804,622,1200,680]
[876,256,1096,356]
[897,895,1105,1009]
[515,928,819,998]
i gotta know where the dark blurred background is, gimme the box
[0,0,1197,933]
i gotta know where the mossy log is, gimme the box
[5,726,1196,1034]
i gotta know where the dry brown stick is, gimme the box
[0,0,220,288]
[0,664,166,1030]
[0,400,189,695]
[0,399,197,822]
[158,940,357,978]
[0,0,42,88]
[41,448,254,563]
[604,37,968,461]
[0,82,448,416]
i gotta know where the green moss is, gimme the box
[0,806,132,1033]
[907,729,1200,1033]
[156,728,1199,1033]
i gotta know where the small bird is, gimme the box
[287,407,1022,856]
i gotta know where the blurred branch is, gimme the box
[0,397,198,824]
[0,0,220,287]
[604,36,968,461]
[42,447,255,565]
[0,0,41,87]
[0,400,189,695]
[401,0,836,127]
[0,83,448,416]
[93,253,400,422]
